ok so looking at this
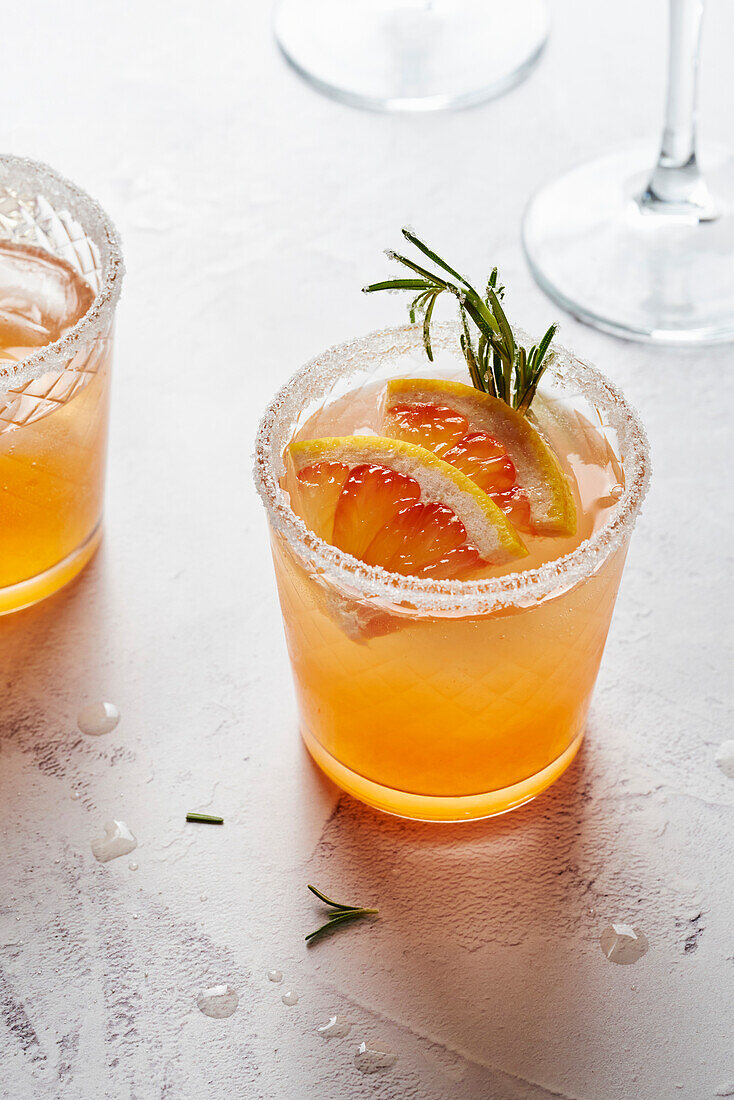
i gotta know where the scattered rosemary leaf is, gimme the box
[186,812,224,825]
[306,883,379,943]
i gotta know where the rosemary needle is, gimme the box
[306,908,380,943]
[307,883,363,911]
[186,812,224,825]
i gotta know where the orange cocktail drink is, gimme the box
[256,323,649,822]
[0,156,123,614]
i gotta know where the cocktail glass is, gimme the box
[274,0,549,113]
[0,155,124,614]
[254,324,650,821]
[523,0,734,344]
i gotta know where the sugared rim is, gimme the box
[254,323,651,615]
[0,154,124,391]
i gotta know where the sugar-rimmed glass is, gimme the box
[0,155,124,614]
[254,323,650,821]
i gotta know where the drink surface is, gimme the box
[289,375,624,579]
[0,240,109,606]
[0,241,94,360]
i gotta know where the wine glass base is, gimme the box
[274,0,549,113]
[523,146,734,345]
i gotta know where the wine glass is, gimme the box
[523,0,734,344]
[274,0,550,113]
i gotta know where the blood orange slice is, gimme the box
[382,379,577,536]
[286,436,527,579]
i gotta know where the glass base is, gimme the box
[302,724,584,822]
[0,523,101,616]
[523,145,734,345]
[274,0,549,112]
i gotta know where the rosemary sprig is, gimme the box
[305,883,379,943]
[363,227,558,414]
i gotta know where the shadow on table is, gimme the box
[0,547,113,768]
[301,731,601,952]
[300,735,605,1090]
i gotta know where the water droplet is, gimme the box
[129,861,139,871]
[132,913,139,920]
[317,1015,351,1038]
[609,483,624,500]
[715,740,734,779]
[355,1040,397,1073]
[281,990,299,1006]
[91,820,138,863]
[78,701,120,737]
[200,894,208,902]
[70,790,80,801]
[196,984,239,1019]
[600,923,649,964]
[715,1081,734,1097]
[267,969,283,983]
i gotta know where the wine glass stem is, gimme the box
[641,0,715,215]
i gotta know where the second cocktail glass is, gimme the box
[0,155,124,614]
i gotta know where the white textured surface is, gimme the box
[1,1,733,1098]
